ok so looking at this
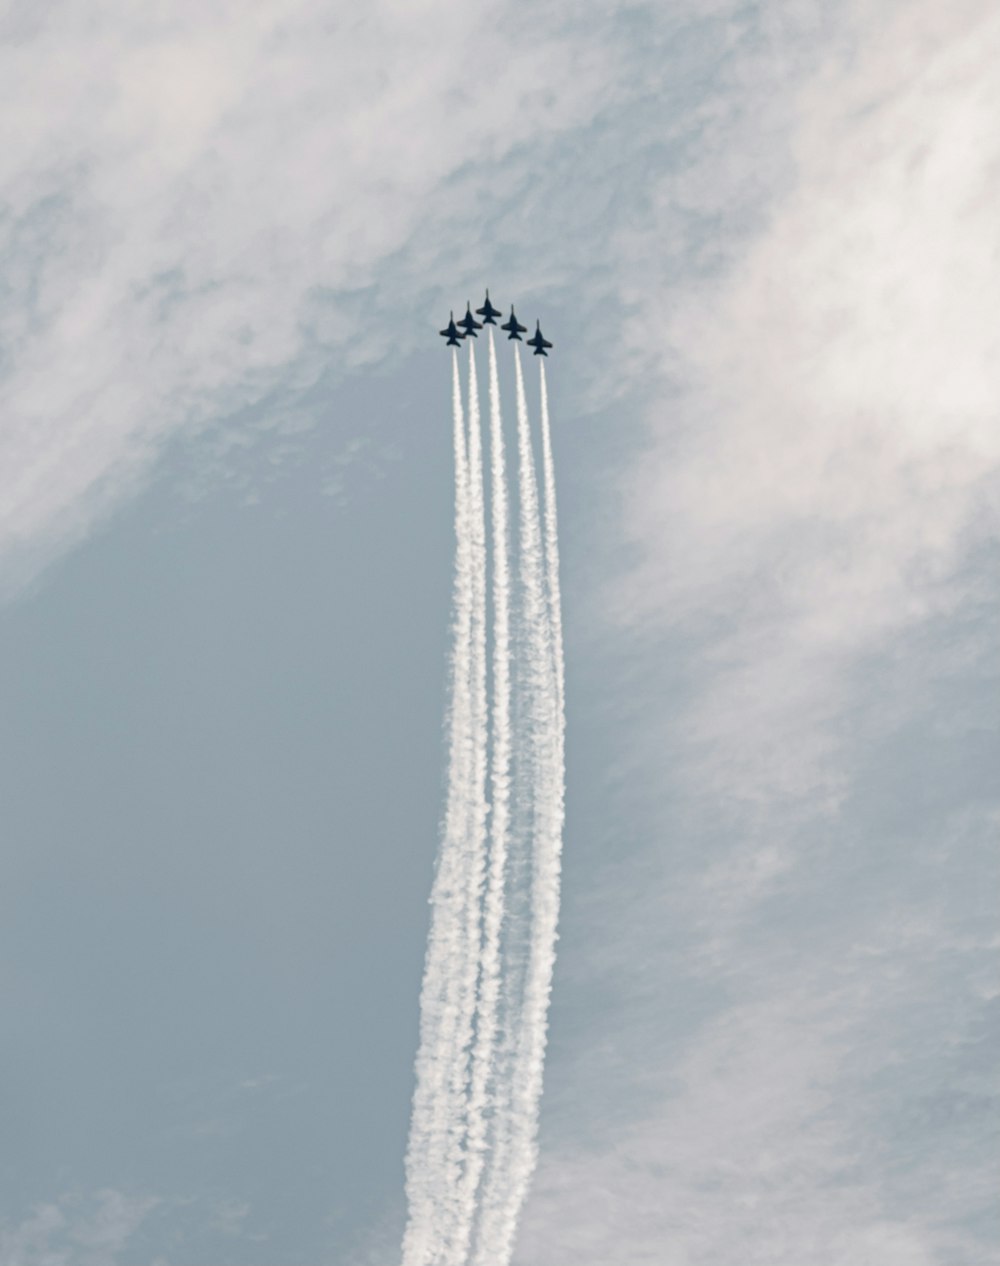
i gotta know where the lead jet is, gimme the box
[458,302,483,338]
[476,290,502,325]
[527,320,553,357]
[439,311,464,347]
[501,306,527,341]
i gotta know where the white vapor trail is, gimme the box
[500,358,566,1247]
[456,327,513,1259]
[444,342,491,1265]
[404,334,565,1266]
[402,349,475,1266]
[471,346,563,1266]
[539,362,565,726]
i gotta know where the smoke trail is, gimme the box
[456,328,513,1258]
[495,353,565,1266]
[441,342,491,1265]
[472,345,561,1266]
[402,349,476,1266]
[404,336,565,1266]
[497,358,567,1248]
[539,361,565,725]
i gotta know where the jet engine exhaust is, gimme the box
[405,307,564,1266]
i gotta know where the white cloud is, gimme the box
[520,2,1000,1262]
[208,1199,253,1238]
[520,800,999,1265]
[0,1191,159,1266]
[619,0,1000,812]
[0,0,619,592]
[522,990,991,1266]
[3,2,996,1260]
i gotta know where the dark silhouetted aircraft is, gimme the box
[476,290,502,325]
[527,320,552,356]
[439,312,464,347]
[458,302,482,338]
[501,306,527,341]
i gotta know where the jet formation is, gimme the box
[440,290,552,356]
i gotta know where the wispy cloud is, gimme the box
[0,0,620,593]
[0,1191,160,1266]
[619,0,1000,813]
[521,804,999,1265]
[522,1,1000,1262]
[4,2,996,1261]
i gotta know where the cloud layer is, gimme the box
[0,0,617,591]
[2,2,996,1262]
[519,2,999,1262]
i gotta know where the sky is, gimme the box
[1,1,998,1263]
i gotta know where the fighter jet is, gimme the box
[457,302,483,338]
[439,311,464,347]
[476,290,502,325]
[527,320,553,357]
[500,306,527,341]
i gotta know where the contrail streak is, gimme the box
[472,345,561,1266]
[456,328,513,1260]
[539,361,565,725]
[496,354,565,1266]
[506,359,567,1245]
[442,342,491,1264]
[404,334,565,1266]
[402,349,475,1266]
